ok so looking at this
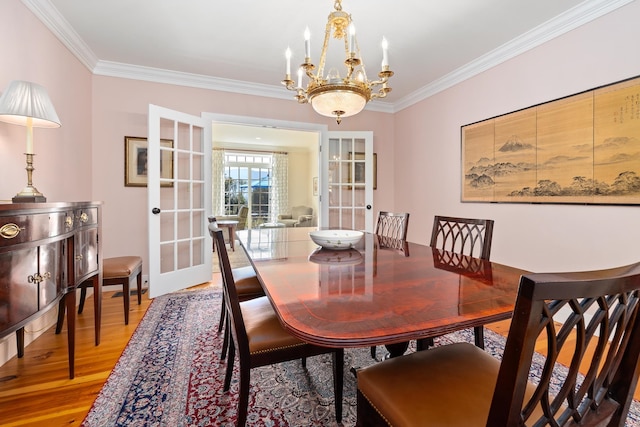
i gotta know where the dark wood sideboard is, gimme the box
[0,202,102,379]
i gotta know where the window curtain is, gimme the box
[211,149,225,216]
[270,153,288,223]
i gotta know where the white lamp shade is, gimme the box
[0,80,61,128]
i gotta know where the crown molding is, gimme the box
[25,0,632,115]
[393,0,634,112]
[22,0,98,70]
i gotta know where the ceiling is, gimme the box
[22,0,630,149]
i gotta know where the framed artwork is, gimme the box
[348,152,377,190]
[124,136,174,187]
[461,75,640,205]
[313,176,318,196]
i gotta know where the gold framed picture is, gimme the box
[124,136,174,187]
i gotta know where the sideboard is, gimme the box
[0,202,102,379]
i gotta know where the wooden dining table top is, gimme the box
[237,227,528,349]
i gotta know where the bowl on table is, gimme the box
[309,229,364,250]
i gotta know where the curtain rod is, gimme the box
[213,147,288,155]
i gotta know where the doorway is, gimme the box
[210,118,322,228]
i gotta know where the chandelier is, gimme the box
[281,0,393,124]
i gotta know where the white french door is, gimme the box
[321,131,374,232]
[147,104,212,298]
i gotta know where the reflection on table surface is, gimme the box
[237,230,527,349]
[237,227,317,260]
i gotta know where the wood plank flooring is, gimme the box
[0,274,638,426]
[0,285,155,427]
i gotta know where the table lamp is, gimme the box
[0,80,61,203]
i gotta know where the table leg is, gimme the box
[228,226,236,251]
[385,342,409,358]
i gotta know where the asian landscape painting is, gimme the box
[462,76,640,204]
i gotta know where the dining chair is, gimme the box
[428,215,494,349]
[375,211,410,241]
[355,261,640,427]
[212,227,344,426]
[208,220,264,361]
[371,211,410,359]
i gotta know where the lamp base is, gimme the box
[12,185,46,203]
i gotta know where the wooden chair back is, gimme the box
[430,215,494,260]
[212,227,250,359]
[375,211,410,241]
[490,262,640,425]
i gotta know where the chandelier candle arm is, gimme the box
[285,48,292,78]
[304,27,311,61]
[382,37,389,68]
[280,0,394,124]
[348,24,356,56]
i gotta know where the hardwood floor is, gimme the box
[0,276,638,426]
[0,286,155,427]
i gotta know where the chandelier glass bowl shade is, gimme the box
[281,0,393,124]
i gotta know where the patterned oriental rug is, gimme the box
[83,255,640,425]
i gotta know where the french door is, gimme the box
[147,104,212,298]
[321,131,374,232]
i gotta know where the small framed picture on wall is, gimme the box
[124,136,174,187]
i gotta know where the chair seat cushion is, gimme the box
[232,266,264,299]
[103,256,142,279]
[240,296,305,355]
[357,342,541,427]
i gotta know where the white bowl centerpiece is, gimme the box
[309,229,364,250]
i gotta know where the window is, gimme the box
[224,152,272,228]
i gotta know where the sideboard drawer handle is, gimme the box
[79,212,88,223]
[0,223,24,239]
[65,216,74,228]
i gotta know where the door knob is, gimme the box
[366,205,372,210]
[152,208,161,215]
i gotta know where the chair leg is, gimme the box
[77,286,88,314]
[474,326,485,349]
[333,350,344,423]
[417,337,435,351]
[217,298,226,333]
[301,357,307,368]
[136,272,142,305]
[223,337,235,392]
[237,361,251,427]
[370,345,376,359]
[221,320,230,360]
[123,279,130,325]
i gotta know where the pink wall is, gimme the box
[0,1,93,203]
[394,1,640,272]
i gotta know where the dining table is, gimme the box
[236,227,528,357]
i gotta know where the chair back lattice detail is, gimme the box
[430,215,494,260]
[489,262,640,426]
[375,211,409,241]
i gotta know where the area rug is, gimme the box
[83,285,640,426]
